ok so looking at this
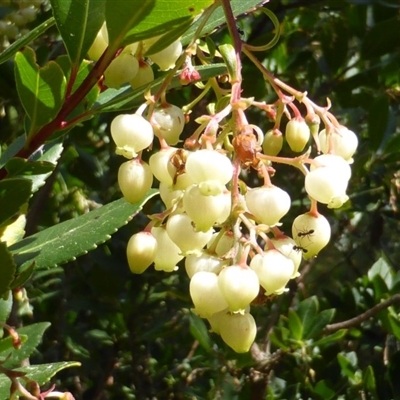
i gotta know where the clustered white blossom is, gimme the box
[0,0,45,49]
[99,25,358,353]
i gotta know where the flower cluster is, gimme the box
[88,23,182,90]
[0,0,44,49]
[104,28,358,353]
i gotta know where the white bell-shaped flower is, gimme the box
[151,226,184,272]
[219,311,257,353]
[185,149,233,186]
[185,252,225,278]
[305,154,351,208]
[245,185,291,226]
[292,212,331,259]
[189,271,229,318]
[250,250,294,295]
[218,265,260,312]
[118,159,153,204]
[126,231,157,274]
[270,236,302,278]
[111,114,153,159]
[319,126,358,163]
[166,213,213,254]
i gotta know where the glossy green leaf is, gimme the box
[0,17,55,65]
[145,19,193,56]
[362,365,376,392]
[9,190,158,273]
[313,329,347,347]
[0,243,16,298]
[0,293,12,326]
[50,0,105,66]
[337,352,357,379]
[269,325,290,351]
[14,47,66,134]
[0,361,80,400]
[297,296,319,338]
[189,313,212,352]
[368,257,393,290]
[5,158,54,178]
[0,135,26,169]
[181,0,263,45]
[371,274,389,300]
[1,322,50,368]
[10,263,35,292]
[0,335,27,354]
[288,309,303,341]
[93,63,227,113]
[26,140,64,193]
[386,313,400,341]
[367,94,389,151]
[314,380,336,400]
[0,178,32,228]
[105,0,213,50]
[304,309,336,340]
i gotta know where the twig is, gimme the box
[323,294,400,334]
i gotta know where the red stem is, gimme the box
[0,47,118,180]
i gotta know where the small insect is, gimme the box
[237,26,245,36]
[297,229,315,239]
[293,245,308,254]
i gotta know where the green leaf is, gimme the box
[9,190,158,274]
[362,365,376,392]
[0,335,27,355]
[105,0,213,50]
[0,293,12,326]
[0,17,55,66]
[189,313,212,352]
[386,313,400,341]
[304,309,336,340]
[361,17,400,59]
[0,243,16,298]
[313,329,347,347]
[14,47,66,134]
[337,351,358,380]
[93,63,227,113]
[10,262,35,290]
[0,135,26,169]
[1,322,50,368]
[181,0,262,45]
[371,274,389,300]
[367,94,389,151]
[0,361,80,400]
[20,361,81,383]
[297,296,319,338]
[368,257,393,290]
[5,158,55,178]
[314,380,336,400]
[50,0,105,66]
[288,309,303,341]
[25,140,64,193]
[0,178,32,227]
[269,325,290,351]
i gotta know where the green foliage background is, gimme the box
[0,0,400,399]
